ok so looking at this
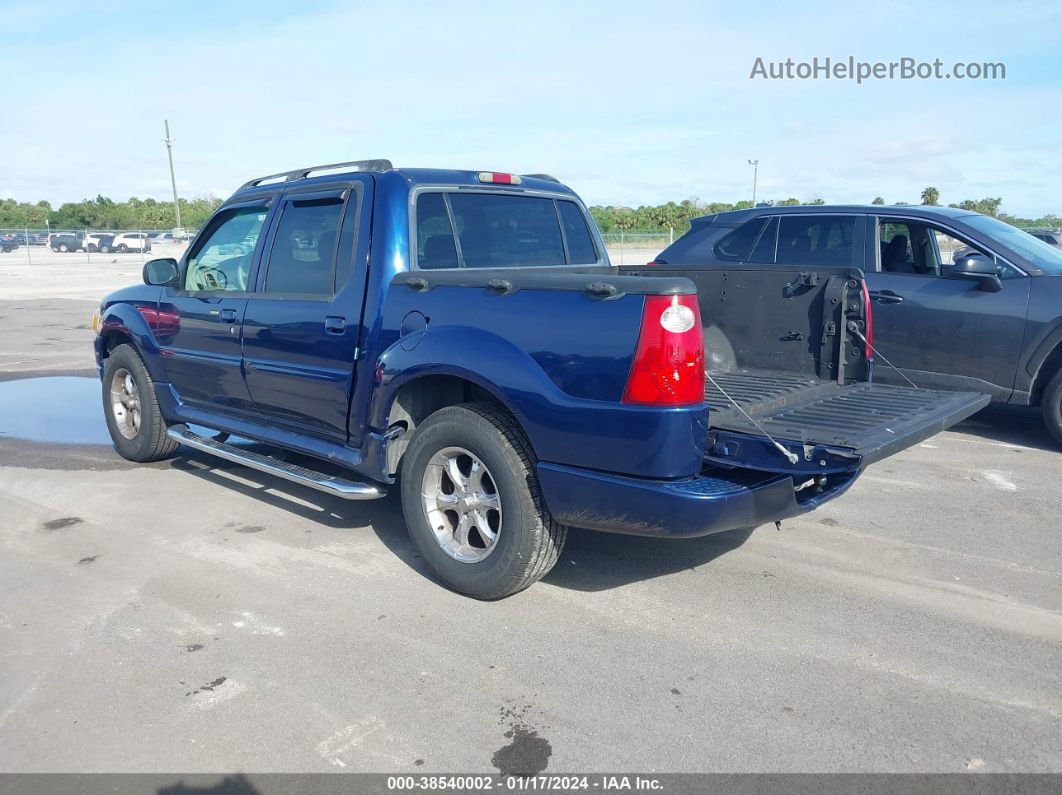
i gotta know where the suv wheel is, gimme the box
[100,245,111,253]
[58,243,69,252]
[102,344,179,462]
[1042,367,1062,447]
[399,402,567,600]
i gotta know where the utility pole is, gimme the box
[747,159,759,206]
[163,119,182,231]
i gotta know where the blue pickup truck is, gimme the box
[93,161,988,598]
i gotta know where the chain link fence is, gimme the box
[600,230,674,266]
[0,228,194,264]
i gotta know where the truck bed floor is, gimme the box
[705,369,989,466]
[704,369,830,415]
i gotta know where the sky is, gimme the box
[1,0,1060,216]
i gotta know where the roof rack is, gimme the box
[238,159,394,191]
[522,173,560,183]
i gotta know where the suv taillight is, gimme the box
[861,280,874,361]
[622,295,705,406]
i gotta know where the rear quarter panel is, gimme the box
[371,277,710,479]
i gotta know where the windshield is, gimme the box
[963,215,1062,273]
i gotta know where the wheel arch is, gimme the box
[1031,339,1062,406]
[381,372,526,477]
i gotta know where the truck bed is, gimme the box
[622,265,989,469]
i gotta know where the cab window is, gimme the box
[876,217,1019,278]
[263,197,345,295]
[185,206,268,292]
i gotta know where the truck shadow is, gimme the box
[166,447,753,593]
[952,409,1059,453]
[542,526,753,592]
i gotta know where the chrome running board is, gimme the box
[166,424,386,500]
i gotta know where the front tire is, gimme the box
[102,344,179,462]
[1042,368,1062,447]
[117,244,128,253]
[399,402,566,600]
[59,244,69,252]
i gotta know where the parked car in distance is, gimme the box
[1025,230,1062,248]
[93,160,987,598]
[0,235,18,253]
[50,233,86,252]
[647,204,1062,445]
[82,232,115,253]
[111,232,152,253]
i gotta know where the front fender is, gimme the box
[97,302,166,382]
[373,325,708,479]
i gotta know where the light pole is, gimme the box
[163,119,182,231]
[747,159,759,206]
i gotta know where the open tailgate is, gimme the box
[707,374,989,469]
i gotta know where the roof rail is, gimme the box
[239,159,394,191]
[522,173,560,183]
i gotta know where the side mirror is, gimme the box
[143,257,179,286]
[948,254,1002,292]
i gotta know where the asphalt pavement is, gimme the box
[0,264,1059,773]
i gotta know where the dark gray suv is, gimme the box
[641,205,1062,445]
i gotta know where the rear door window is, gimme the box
[415,191,596,269]
[263,197,344,295]
[776,215,856,266]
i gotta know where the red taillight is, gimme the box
[622,295,705,406]
[860,280,873,360]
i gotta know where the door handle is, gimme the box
[868,290,904,304]
[324,316,346,334]
[219,308,238,323]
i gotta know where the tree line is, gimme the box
[0,195,223,231]
[1,188,1057,235]
[590,187,1059,235]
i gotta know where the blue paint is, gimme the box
[0,377,111,445]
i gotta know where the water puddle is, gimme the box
[0,376,112,445]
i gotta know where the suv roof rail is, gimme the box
[522,173,560,183]
[239,159,394,191]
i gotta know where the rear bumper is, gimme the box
[537,462,859,538]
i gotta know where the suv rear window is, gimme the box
[415,191,599,269]
[713,218,767,261]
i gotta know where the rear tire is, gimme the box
[102,344,179,462]
[399,402,567,600]
[1042,368,1062,447]
[117,244,128,253]
[59,244,69,252]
